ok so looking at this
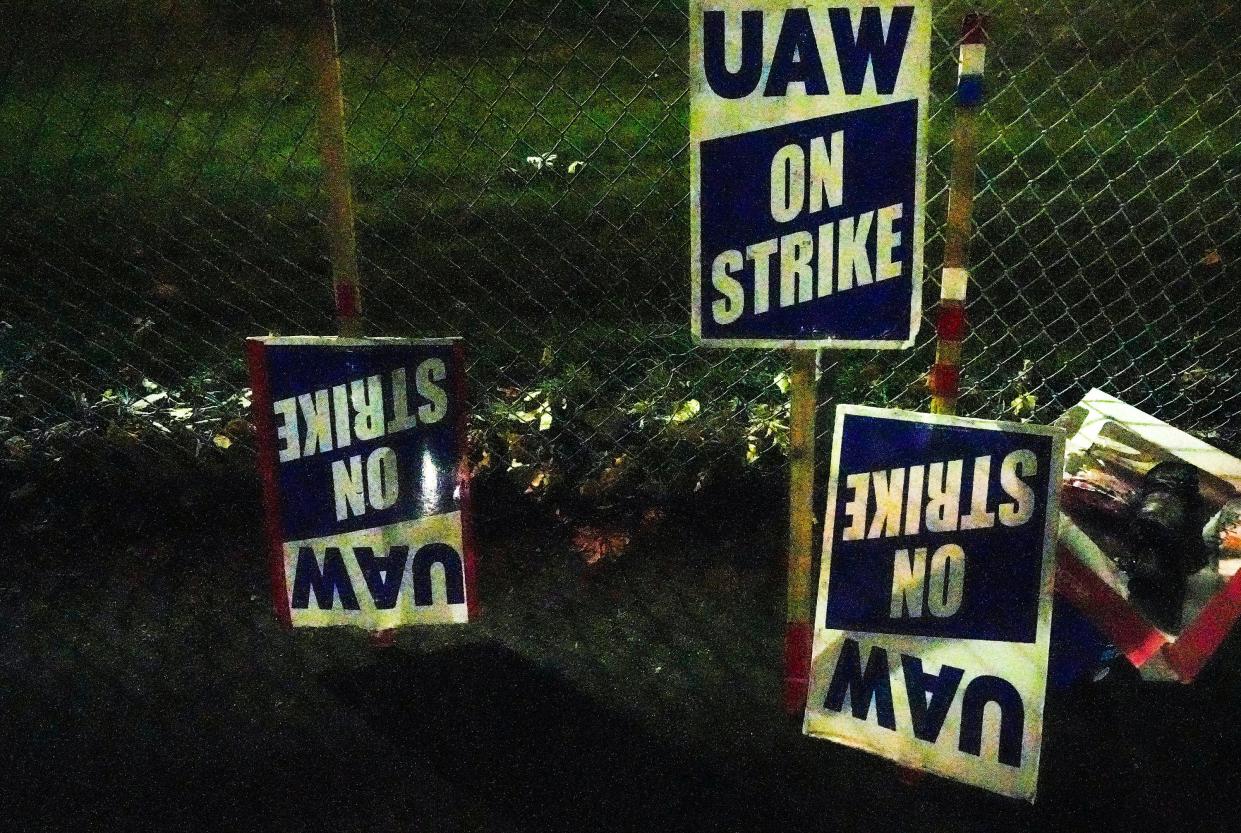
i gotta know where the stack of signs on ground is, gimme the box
[690,0,930,347]
[246,336,476,629]
[1054,389,1241,683]
[803,406,1065,800]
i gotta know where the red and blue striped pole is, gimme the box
[930,13,988,416]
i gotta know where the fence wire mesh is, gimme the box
[2,0,1239,499]
[3,4,1241,829]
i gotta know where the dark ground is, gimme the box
[3,496,1240,833]
[2,4,1238,829]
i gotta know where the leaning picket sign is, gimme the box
[1055,389,1241,682]
[804,406,1066,800]
[690,0,930,347]
[246,336,477,630]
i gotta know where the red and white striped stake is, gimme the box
[929,13,988,416]
[784,349,819,715]
[1162,566,1241,682]
[896,13,989,785]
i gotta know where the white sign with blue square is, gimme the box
[246,336,477,631]
[803,406,1066,800]
[690,1,930,348]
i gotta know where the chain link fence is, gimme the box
[2,0,1238,503]
[3,5,1240,828]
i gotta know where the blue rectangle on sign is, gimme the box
[260,340,463,542]
[822,409,1061,643]
[696,101,919,345]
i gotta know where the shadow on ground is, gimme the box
[3,517,1241,832]
[325,643,772,833]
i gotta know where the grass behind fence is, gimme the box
[1,0,1238,494]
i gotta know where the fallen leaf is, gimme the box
[571,524,631,565]
[1010,391,1037,419]
[670,399,701,423]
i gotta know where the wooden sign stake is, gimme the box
[784,347,819,715]
[309,0,363,338]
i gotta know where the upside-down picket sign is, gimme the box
[246,336,477,630]
[690,0,930,347]
[804,406,1066,800]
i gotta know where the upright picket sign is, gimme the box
[689,0,932,713]
[690,0,931,348]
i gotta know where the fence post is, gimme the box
[930,14,988,416]
[309,0,363,337]
[784,348,819,715]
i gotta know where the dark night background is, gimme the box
[1,1,1238,830]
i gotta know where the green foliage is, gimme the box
[466,345,800,510]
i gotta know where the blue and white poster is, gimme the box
[804,406,1066,800]
[690,1,930,348]
[246,336,476,630]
